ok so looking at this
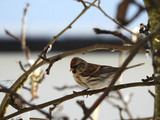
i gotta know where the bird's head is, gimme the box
[70,57,88,74]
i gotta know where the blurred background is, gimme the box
[0,0,154,120]
[0,0,148,51]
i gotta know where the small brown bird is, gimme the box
[70,57,144,90]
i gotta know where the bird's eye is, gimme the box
[71,65,78,69]
[73,69,76,74]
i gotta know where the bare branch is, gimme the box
[116,0,145,26]
[117,91,133,119]
[54,85,80,91]
[148,89,155,98]
[76,0,87,8]
[18,61,26,72]
[21,3,30,50]
[5,30,21,41]
[84,1,144,39]
[94,28,135,45]
[4,3,30,60]
[1,81,159,120]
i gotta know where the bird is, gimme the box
[70,57,144,90]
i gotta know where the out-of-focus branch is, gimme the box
[117,50,133,119]
[5,3,30,60]
[0,85,52,119]
[117,91,133,119]
[21,3,29,50]
[77,100,93,120]
[19,61,27,72]
[116,0,145,26]
[21,3,30,59]
[84,1,144,39]
[54,85,80,90]
[4,30,21,41]
[94,28,136,45]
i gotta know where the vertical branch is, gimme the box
[118,50,133,119]
[21,3,30,59]
[143,0,160,119]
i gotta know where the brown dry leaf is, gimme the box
[116,0,133,25]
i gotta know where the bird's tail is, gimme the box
[126,63,144,70]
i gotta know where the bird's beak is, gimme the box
[70,68,74,71]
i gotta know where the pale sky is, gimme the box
[0,0,148,39]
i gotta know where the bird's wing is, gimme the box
[80,63,100,77]
[81,63,118,77]
[90,65,119,77]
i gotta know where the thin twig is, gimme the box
[93,28,135,45]
[5,3,30,60]
[117,50,133,119]
[148,89,155,98]
[54,85,80,90]
[21,3,29,50]
[84,1,144,39]
[5,30,21,41]
[117,91,133,119]
[19,61,26,72]
[21,3,30,59]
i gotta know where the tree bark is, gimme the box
[143,0,160,119]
